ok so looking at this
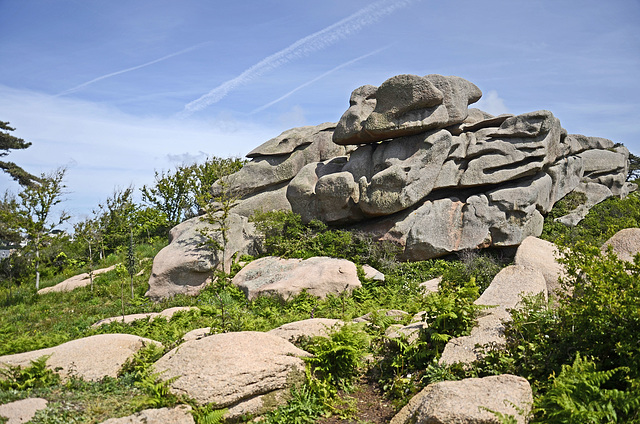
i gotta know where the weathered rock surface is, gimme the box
[268,318,344,342]
[602,227,640,263]
[91,307,196,328]
[362,264,385,281]
[440,265,547,366]
[153,331,310,420]
[38,264,117,295]
[147,73,632,300]
[0,398,48,424]
[0,334,161,381]
[212,122,345,202]
[231,256,361,300]
[334,74,482,145]
[99,405,194,424]
[146,213,260,300]
[181,327,211,342]
[514,236,565,295]
[390,374,532,424]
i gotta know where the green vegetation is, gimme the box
[1,138,640,422]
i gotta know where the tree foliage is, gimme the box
[0,121,38,187]
[140,156,245,229]
[16,168,69,289]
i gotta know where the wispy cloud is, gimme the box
[180,0,418,116]
[252,47,389,114]
[55,42,212,97]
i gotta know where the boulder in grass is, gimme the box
[99,405,194,424]
[231,256,361,300]
[390,374,532,424]
[0,334,161,381]
[0,398,48,424]
[38,264,117,294]
[440,265,547,366]
[601,227,640,263]
[153,331,310,421]
[267,318,344,342]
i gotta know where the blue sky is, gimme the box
[1,0,639,222]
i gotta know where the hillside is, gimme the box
[1,74,640,423]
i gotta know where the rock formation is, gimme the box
[147,73,634,299]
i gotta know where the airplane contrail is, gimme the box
[180,0,418,116]
[55,42,212,97]
[251,47,389,114]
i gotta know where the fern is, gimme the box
[0,355,59,390]
[191,404,228,424]
[535,353,640,423]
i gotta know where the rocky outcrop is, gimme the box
[0,334,161,381]
[390,374,532,424]
[0,398,48,424]
[153,331,309,421]
[99,405,195,424]
[147,73,633,300]
[231,256,361,300]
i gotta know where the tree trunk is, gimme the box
[35,235,40,290]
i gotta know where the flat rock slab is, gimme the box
[267,318,344,342]
[231,256,361,300]
[475,264,547,309]
[440,264,547,366]
[0,334,161,381]
[391,374,532,424]
[602,227,640,263]
[38,265,117,294]
[0,398,48,424]
[99,405,194,424]
[92,307,196,328]
[153,331,310,420]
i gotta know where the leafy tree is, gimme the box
[0,190,22,245]
[140,166,193,228]
[0,121,39,187]
[140,156,246,231]
[73,217,101,290]
[17,168,69,289]
[95,186,137,254]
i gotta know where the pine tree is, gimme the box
[0,121,38,187]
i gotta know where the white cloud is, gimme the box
[0,85,277,219]
[474,90,510,116]
[181,0,418,116]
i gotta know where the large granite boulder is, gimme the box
[390,374,533,424]
[147,73,632,300]
[231,256,361,300]
[153,331,310,421]
[146,213,261,300]
[333,74,481,145]
[0,334,161,381]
